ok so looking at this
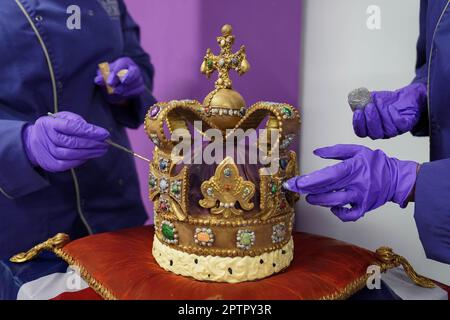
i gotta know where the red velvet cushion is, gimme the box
[56,226,379,300]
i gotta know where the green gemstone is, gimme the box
[270,183,278,194]
[162,224,174,240]
[207,60,214,68]
[240,233,253,246]
[282,107,292,118]
[171,183,180,194]
[149,178,156,188]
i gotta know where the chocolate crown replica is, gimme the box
[144,25,300,283]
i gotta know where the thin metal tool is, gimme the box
[104,139,150,163]
[47,112,151,163]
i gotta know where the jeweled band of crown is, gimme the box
[145,24,301,282]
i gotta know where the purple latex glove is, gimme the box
[283,145,418,222]
[353,83,427,139]
[22,111,110,172]
[94,57,145,103]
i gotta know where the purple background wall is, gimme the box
[124,0,302,221]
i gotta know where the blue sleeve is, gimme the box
[411,0,430,137]
[112,0,157,129]
[414,159,450,264]
[412,0,428,85]
[0,118,50,199]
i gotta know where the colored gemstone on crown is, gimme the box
[223,167,232,177]
[271,223,286,244]
[280,158,289,170]
[162,222,173,238]
[150,105,160,118]
[240,234,252,245]
[194,228,215,247]
[281,106,293,119]
[150,134,160,146]
[169,180,182,199]
[280,198,287,209]
[162,224,173,240]
[159,159,169,172]
[270,183,278,194]
[159,202,167,211]
[158,198,170,213]
[280,134,295,149]
[161,221,178,244]
[197,232,210,242]
[149,176,157,189]
[159,178,169,192]
[171,183,180,194]
[236,230,255,250]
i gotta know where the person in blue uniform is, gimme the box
[285,0,449,264]
[0,0,156,259]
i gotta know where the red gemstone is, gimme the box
[159,202,168,211]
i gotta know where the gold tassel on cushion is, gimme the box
[376,247,436,288]
[9,233,116,300]
[9,233,70,263]
[321,246,436,300]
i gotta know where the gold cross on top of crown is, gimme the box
[200,24,250,90]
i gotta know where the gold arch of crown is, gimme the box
[144,99,301,155]
[144,101,300,217]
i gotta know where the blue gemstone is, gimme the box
[280,158,288,170]
[159,159,168,171]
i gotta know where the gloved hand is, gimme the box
[94,57,145,103]
[22,111,110,172]
[283,145,418,222]
[353,83,427,139]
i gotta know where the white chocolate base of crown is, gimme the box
[152,235,294,283]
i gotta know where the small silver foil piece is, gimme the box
[348,87,372,111]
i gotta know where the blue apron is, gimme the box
[0,0,156,259]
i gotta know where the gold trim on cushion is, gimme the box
[53,247,117,300]
[320,274,371,300]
